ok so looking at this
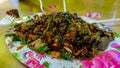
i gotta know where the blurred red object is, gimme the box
[87,12,101,19]
[48,5,56,9]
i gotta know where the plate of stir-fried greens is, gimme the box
[5,12,120,68]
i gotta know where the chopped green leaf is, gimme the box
[68,23,73,28]
[114,32,120,38]
[12,36,21,41]
[52,33,58,38]
[30,43,50,53]
[61,53,72,60]
[10,22,19,27]
[37,43,49,53]
[12,52,19,57]
[96,32,100,37]
[77,19,85,23]
[12,52,21,60]
[27,16,31,19]
[102,27,107,30]
[6,30,15,34]
[46,50,50,55]
[20,39,28,45]
[117,48,120,51]
[25,22,35,26]
[43,61,49,68]
[79,65,82,68]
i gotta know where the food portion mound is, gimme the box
[13,12,114,60]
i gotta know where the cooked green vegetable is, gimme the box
[6,30,15,34]
[61,53,72,60]
[20,39,28,45]
[12,35,21,41]
[114,32,120,38]
[37,43,49,53]
[43,61,49,68]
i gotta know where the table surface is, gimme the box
[0,0,120,68]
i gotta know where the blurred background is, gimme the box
[0,0,120,68]
[1,0,120,19]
